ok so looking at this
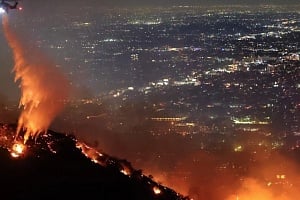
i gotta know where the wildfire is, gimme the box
[153,186,162,195]
[2,15,69,143]
[121,169,130,176]
[76,141,135,178]
[76,142,105,166]
[10,142,26,158]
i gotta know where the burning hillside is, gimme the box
[0,123,188,200]
[0,13,188,200]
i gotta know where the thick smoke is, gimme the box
[225,153,300,200]
[2,15,69,142]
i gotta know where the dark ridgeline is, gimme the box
[0,124,188,200]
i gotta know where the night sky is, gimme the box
[23,0,300,8]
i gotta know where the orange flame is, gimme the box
[2,15,69,143]
[10,142,26,158]
[76,142,105,166]
[153,186,162,195]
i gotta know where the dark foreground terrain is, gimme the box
[0,123,187,200]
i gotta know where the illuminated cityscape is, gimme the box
[0,3,299,200]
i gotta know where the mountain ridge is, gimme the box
[0,123,188,200]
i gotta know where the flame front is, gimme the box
[2,15,69,143]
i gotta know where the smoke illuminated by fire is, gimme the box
[2,15,69,143]
[226,178,286,200]
[225,153,300,200]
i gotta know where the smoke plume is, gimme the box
[2,15,69,143]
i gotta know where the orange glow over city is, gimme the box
[2,15,69,143]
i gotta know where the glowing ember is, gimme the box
[153,186,162,195]
[2,15,69,143]
[120,163,132,176]
[121,169,130,176]
[10,143,26,158]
